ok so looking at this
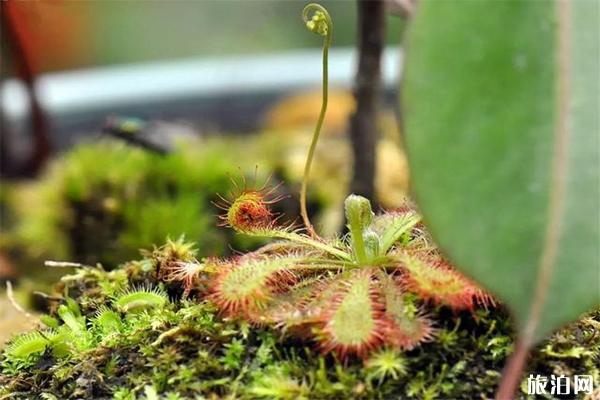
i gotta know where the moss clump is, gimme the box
[1,240,598,399]
[4,139,227,267]
[2,137,302,273]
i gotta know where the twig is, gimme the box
[44,260,85,268]
[151,326,183,347]
[33,291,63,302]
[5,281,31,317]
[103,116,170,156]
[349,0,386,204]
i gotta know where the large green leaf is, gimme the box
[402,0,599,345]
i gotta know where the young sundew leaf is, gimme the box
[402,0,598,395]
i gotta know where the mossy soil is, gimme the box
[1,244,598,400]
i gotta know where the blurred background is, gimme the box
[1,1,407,71]
[0,0,411,339]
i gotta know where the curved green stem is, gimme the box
[300,3,332,239]
[271,230,352,261]
[300,258,354,266]
[235,226,352,261]
[291,264,343,271]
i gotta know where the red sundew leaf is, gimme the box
[316,271,387,359]
[399,252,493,311]
[208,255,299,318]
[378,275,435,350]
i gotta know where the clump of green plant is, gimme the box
[1,239,598,399]
[4,137,268,269]
[1,282,170,374]
[3,130,344,276]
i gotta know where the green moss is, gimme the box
[1,242,598,399]
[4,138,266,271]
[4,136,344,280]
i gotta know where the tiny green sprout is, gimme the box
[113,286,168,313]
[164,393,184,400]
[365,349,408,384]
[56,304,95,352]
[64,297,82,317]
[302,3,332,44]
[220,338,245,370]
[363,230,381,262]
[345,194,374,263]
[304,10,328,37]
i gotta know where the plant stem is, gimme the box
[348,217,368,263]
[300,4,332,239]
[291,264,343,271]
[272,230,352,261]
[495,339,530,399]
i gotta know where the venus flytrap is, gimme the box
[4,332,49,360]
[113,286,168,313]
[92,306,123,337]
[1,280,172,370]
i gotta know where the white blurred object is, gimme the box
[1,47,403,123]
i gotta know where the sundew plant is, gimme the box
[169,3,494,359]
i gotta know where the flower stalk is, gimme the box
[300,3,333,238]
